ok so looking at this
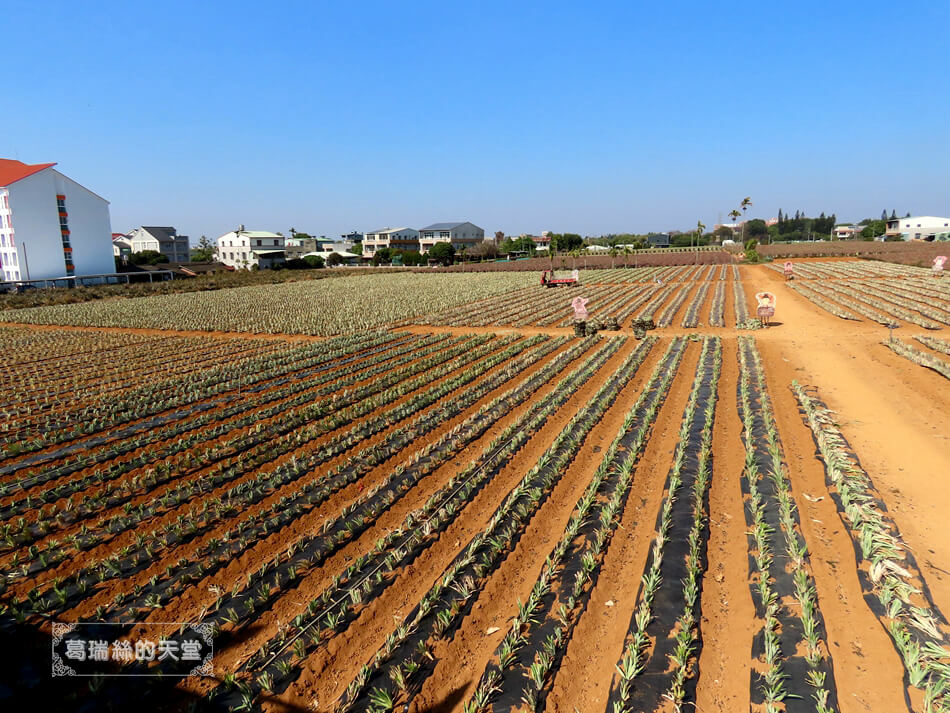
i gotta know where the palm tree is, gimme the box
[695,220,706,263]
[728,209,741,243]
[740,197,752,243]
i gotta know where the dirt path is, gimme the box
[743,264,950,620]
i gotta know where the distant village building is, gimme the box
[833,224,860,240]
[0,159,113,281]
[885,216,950,241]
[418,222,485,253]
[285,237,358,260]
[112,233,132,258]
[127,226,190,263]
[528,234,552,250]
[215,227,285,269]
[647,233,671,248]
[362,227,420,259]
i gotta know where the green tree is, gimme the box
[714,225,734,242]
[428,242,455,265]
[350,243,363,255]
[860,220,886,240]
[130,250,165,265]
[396,249,424,266]
[370,247,392,266]
[744,238,761,263]
[511,236,537,253]
[745,219,768,240]
[326,252,345,267]
[190,235,215,262]
[550,233,583,252]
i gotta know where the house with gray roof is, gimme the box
[419,222,484,253]
[127,226,190,263]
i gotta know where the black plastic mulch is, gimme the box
[737,339,840,713]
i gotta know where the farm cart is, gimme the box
[541,269,580,287]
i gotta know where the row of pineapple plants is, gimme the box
[608,336,720,713]
[792,382,950,711]
[0,333,450,517]
[737,336,839,712]
[708,280,726,326]
[680,283,710,328]
[788,282,861,321]
[0,329,404,461]
[884,340,950,381]
[323,338,679,713]
[464,337,693,712]
[9,335,550,614]
[201,336,644,711]
[4,334,505,575]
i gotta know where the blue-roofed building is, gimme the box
[419,221,485,253]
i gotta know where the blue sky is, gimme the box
[5,0,948,241]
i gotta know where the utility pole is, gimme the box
[21,241,30,281]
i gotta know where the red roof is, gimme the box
[0,159,56,187]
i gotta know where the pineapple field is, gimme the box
[1,260,949,713]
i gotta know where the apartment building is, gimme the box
[0,159,113,281]
[362,227,420,259]
[418,222,485,252]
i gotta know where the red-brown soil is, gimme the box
[3,260,949,713]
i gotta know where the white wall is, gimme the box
[5,168,112,280]
[896,216,950,239]
[57,173,114,276]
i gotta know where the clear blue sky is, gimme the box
[6,0,948,241]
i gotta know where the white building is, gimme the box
[0,159,113,281]
[215,228,285,269]
[418,222,485,253]
[833,224,860,240]
[128,226,190,262]
[112,234,132,258]
[885,216,950,241]
[362,227,420,259]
